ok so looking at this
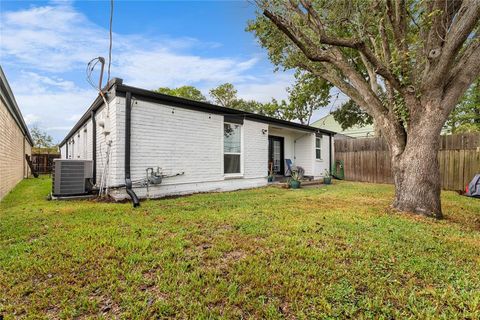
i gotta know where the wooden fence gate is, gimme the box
[334,133,480,191]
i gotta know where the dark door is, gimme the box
[268,136,284,175]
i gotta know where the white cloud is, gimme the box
[67,113,83,122]
[24,113,40,125]
[1,4,108,71]
[235,73,293,102]
[8,71,97,142]
[1,1,295,140]
[0,1,260,85]
[116,52,261,90]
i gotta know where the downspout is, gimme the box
[66,142,68,159]
[91,110,97,185]
[329,134,333,173]
[125,91,140,207]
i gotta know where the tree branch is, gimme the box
[442,40,480,113]
[262,10,332,63]
[360,52,381,94]
[289,0,405,92]
[302,61,406,155]
[424,0,480,89]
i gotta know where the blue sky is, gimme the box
[1,0,338,142]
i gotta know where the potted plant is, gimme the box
[323,169,332,185]
[268,170,275,182]
[288,170,302,189]
[267,163,275,182]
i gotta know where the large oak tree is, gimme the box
[249,0,480,218]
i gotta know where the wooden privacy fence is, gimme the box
[31,153,60,174]
[334,133,480,191]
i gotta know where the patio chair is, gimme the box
[285,159,309,180]
[285,159,293,176]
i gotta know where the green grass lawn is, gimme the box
[1,176,479,319]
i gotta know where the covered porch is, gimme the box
[267,125,324,179]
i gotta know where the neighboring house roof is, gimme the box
[0,66,34,146]
[311,113,375,138]
[60,78,336,147]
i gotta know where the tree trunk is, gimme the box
[390,127,443,218]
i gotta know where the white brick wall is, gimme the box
[313,134,331,178]
[60,144,66,159]
[243,120,269,178]
[294,133,315,175]
[107,98,269,199]
[60,100,118,185]
[129,98,224,185]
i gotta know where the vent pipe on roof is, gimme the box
[125,91,140,207]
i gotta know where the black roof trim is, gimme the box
[0,67,34,146]
[115,83,336,135]
[59,78,122,147]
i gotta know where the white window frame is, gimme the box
[223,122,243,177]
[315,136,322,160]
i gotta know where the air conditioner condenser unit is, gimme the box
[52,159,94,196]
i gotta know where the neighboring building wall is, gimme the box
[0,100,31,200]
[311,114,374,139]
[109,98,268,199]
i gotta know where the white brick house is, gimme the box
[59,79,335,203]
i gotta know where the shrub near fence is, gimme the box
[334,133,480,191]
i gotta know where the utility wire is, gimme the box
[86,58,101,90]
[107,0,114,83]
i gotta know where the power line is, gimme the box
[107,0,114,83]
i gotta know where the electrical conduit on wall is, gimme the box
[125,91,140,207]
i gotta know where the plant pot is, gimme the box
[267,176,274,182]
[324,176,332,185]
[289,180,301,189]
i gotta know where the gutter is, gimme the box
[124,91,140,207]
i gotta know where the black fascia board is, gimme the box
[115,84,337,136]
